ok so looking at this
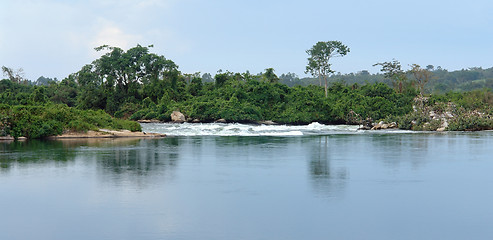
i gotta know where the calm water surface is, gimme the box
[1,126,493,240]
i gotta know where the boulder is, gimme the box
[258,120,277,125]
[429,111,436,119]
[371,121,397,130]
[215,118,227,123]
[371,123,382,130]
[171,111,186,123]
[437,119,448,132]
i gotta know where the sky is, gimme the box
[1,0,492,81]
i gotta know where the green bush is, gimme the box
[448,114,493,131]
[67,120,96,132]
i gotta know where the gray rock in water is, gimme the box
[171,111,186,123]
[258,120,277,125]
[215,118,227,123]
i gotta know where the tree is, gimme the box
[75,65,106,110]
[93,44,177,99]
[263,68,279,83]
[409,64,433,96]
[305,41,350,97]
[373,59,408,93]
[2,66,26,83]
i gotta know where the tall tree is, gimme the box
[2,66,25,83]
[373,59,408,93]
[305,41,350,97]
[409,64,433,96]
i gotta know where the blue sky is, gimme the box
[1,0,492,81]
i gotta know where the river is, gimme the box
[1,123,493,240]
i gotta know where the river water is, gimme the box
[1,123,493,240]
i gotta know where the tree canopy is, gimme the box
[305,41,350,97]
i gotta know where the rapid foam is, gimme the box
[140,122,371,136]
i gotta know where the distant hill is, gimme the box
[280,67,493,93]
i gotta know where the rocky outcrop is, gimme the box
[436,119,448,132]
[171,111,186,123]
[370,121,398,130]
[49,129,165,139]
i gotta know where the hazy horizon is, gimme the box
[2,0,492,81]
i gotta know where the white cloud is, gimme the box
[90,19,143,51]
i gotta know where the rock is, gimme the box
[371,123,383,130]
[442,119,449,128]
[258,120,277,125]
[215,118,227,123]
[371,121,397,130]
[137,119,161,123]
[437,118,448,132]
[171,111,186,123]
[429,111,436,119]
[0,136,15,141]
[192,119,201,123]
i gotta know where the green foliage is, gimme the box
[5,43,493,134]
[393,111,431,130]
[306,41,350,97]
[448,114,493,131]
[373,59,409,93]
[0,104,141,139]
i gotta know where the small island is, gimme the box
[1,43,493,140]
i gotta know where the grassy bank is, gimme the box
[0,103,141,139]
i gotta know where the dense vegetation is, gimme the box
[281,66,493,93]
[2,44,493,139]
[0,103,141,139]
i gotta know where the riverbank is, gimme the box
[48,129,166,139]
[0,129,165,141]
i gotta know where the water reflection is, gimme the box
[0,139,180,188]
[366,134,431,169]
[308,136,348,198]
[0,140,76,171]
[94,139,179,188]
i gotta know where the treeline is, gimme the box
[1,45,418,126]
[2,44,493,138]
[281,66,493,93]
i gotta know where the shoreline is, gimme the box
[0,129,166,141]
[47,129,166,139]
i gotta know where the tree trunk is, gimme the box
[324,76,328,97]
